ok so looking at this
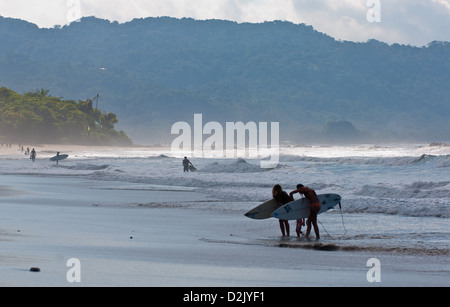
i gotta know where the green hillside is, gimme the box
[0,16,449,143]
[0,87,132,145]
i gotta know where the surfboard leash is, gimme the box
[317,201,347,239]
[317,218,333,238]
[339,201,347,237]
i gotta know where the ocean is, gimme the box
[1,142,449,256]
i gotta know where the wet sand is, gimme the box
[0,174,448,287]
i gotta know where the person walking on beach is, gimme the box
[272,184,293,237]
[182,157,193,172]
[290,184,321,240]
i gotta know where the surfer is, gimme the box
[56,151,60,165]
[182,157,194,172]
[272,184,293,237]
[30,148,36,162]
[290,184,321,240]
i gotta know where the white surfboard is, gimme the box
[272,194,341,220]
[244,198,282,220]
[50,154,69,161]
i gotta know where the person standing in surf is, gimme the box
[290,184,321,240]
[182,157,193,172]
[272,184,293,237]
[30,148,36,162]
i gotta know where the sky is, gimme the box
[0,0,449,46]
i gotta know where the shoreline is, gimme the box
[2,142,449,157]
[0,144,171,155]
[0,174,449,287]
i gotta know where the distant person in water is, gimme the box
[30,148,36,162]
[290,184,320,240]
[56,151,60,165]
[272,184,293,237]
[182,157,193,172]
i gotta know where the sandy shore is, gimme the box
[0,174,448,287]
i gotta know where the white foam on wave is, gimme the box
[1,143,449,219]
[354,181,450,199]
[57,163,112,171]
[341,197,449,218]
[199,158,277,173]
[280,154,450,167]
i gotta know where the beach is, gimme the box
[0,144,449,287]
[0,174,448,287]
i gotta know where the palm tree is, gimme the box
[99,112,118,131]
[24,88,51,98]
[38,88,50,97]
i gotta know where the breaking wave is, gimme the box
[57,164,112,171]
[198,158,282,173]
[279,154,450,167]
[353,181,450,199]
[147,154,171,159]
[341,197,449,218]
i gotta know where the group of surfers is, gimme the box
[182,157,321,240]
[272,184,321,240]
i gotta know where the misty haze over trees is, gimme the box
[0,16,449,144]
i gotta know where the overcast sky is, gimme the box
[0,0,449,46]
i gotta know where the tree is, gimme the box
[99,112,118,131]
[38,88,50,97]
[24,88,51,98]
[0,87,132,145]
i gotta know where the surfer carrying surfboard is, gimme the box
[272,184,294,237]
[290,184,321,240]
[182,157,194,172]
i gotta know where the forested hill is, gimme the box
[0,87,132,145]
[0,16,449,143]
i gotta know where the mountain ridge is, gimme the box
[0,15,449,144]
